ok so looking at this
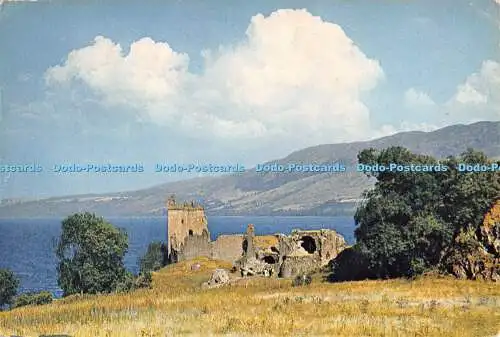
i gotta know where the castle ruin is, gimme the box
[167,196,347,278]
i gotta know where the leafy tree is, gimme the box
[139,241,168,274]
[351,146,499,279]
[55,212,129,296]
[439,149,500,234]
[0,268,19,309]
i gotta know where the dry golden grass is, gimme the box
[1,256,499,337]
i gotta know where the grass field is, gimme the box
[1,257,499,337]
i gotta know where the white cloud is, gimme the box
[446,60,500,121]
[453,83,488,104]
[404,88,436,107]
[43,8,498,154]
[45,9,384,146]
[46,36,190,122]
[400,60,500,127]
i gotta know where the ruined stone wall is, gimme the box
[211,235,245,262]
[166,199,348,279]
[177,230,212,262]
[317,229,347,265]
[285,230,346,267]
[279,255,320,278]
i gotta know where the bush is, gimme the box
[0,269,19,309]
[114,272,136,293]
[139,241,168,274]
[292,274,312,287]
[134,272,153,289]
[114,271,153,293]
[328,246,374,282]
[13,291,53,308]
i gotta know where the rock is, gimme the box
[240,257,273,277]
[480,202,500,256]
[203,269,230,288]
[190,263,201,271]
[442,201,500,282]
[279,255,318,278]
[211,269,230,284]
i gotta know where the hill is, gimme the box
[0,257,498,336]
[1,121,499,217]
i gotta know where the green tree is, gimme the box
[139,241,167,274]
[351,147,499,279]
[0,268,19,309]
[55,212,129,296]
[439,149,500,234]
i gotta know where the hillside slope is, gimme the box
[0,257,498,337]
[1,121,499,217]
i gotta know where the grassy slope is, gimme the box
[0,257,499,337]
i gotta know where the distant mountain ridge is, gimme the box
[1,121,499,218]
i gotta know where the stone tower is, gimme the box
[167,195,209,263]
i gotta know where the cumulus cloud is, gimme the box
[450,60,498,105]
[46,36,190,122]
[404,88,436,107]
[400,59,500,128]
[453,83,488,104]
[45,9,384,146]
[446,60,500,121]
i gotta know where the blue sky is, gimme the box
[0,0,499,198]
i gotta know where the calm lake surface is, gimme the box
[0,216,355,297]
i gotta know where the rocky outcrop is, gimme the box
[480,201,500,256]
[442,200,500,282]
[202,269,230,288]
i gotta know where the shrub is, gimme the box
[134,272,153,289]
[292,274,312,287]
[114,272,135,293]
[139,241,168,274]
[114,271,152,293]
[328,246,373,282]
[13,291,53,308]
